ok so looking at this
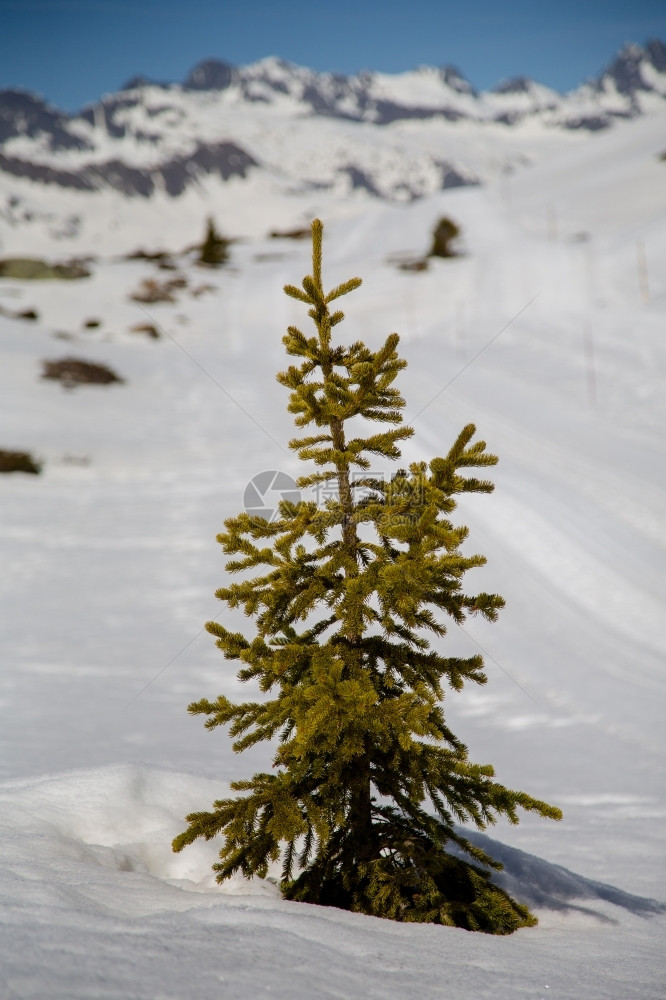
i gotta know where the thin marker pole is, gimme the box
[636,239,649,304]
[584,325,597,407]
[455,300,465,360]
[547,205,558,242]
[501,167,511,207]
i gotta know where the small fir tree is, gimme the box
[429,216,461,258]
[173,219,561,933]
[199,217,229,266]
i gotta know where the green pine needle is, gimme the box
[173,218,561,934]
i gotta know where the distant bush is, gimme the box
[0,305,40,321]
[0,449,41,474]
[130,323,160,339]
[129,278,176,304]
[397,258,429,272]
[167,276,187,289]
[269,226,311,240]
[191,283,216,298]
[125,249,173,262]
[429,217,461,258]
[41,357,125,388]
[198,217,229,267]
[0,258,90,280]
[129,273,187,303]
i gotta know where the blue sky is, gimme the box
[1,0,665,110]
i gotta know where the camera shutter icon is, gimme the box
[243,470,300,521]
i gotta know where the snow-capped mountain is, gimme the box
[0,39,664,208]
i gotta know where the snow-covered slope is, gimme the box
[0,39,664,208]
[0,74,664,998]
[0,766,662,999]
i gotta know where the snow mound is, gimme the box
[1,766,663,999]
[0,764,279,919]
[1,763,661,924]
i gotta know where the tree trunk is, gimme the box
[329,415,373,858]
[349,750,373,862]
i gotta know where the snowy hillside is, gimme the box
[0,39,665,209]
[0,47,665,999]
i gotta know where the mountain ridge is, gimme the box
[0,40,664,204]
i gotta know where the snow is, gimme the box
[0,100,665,998]
[0,770,663,1000]
[365,67,481,117]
